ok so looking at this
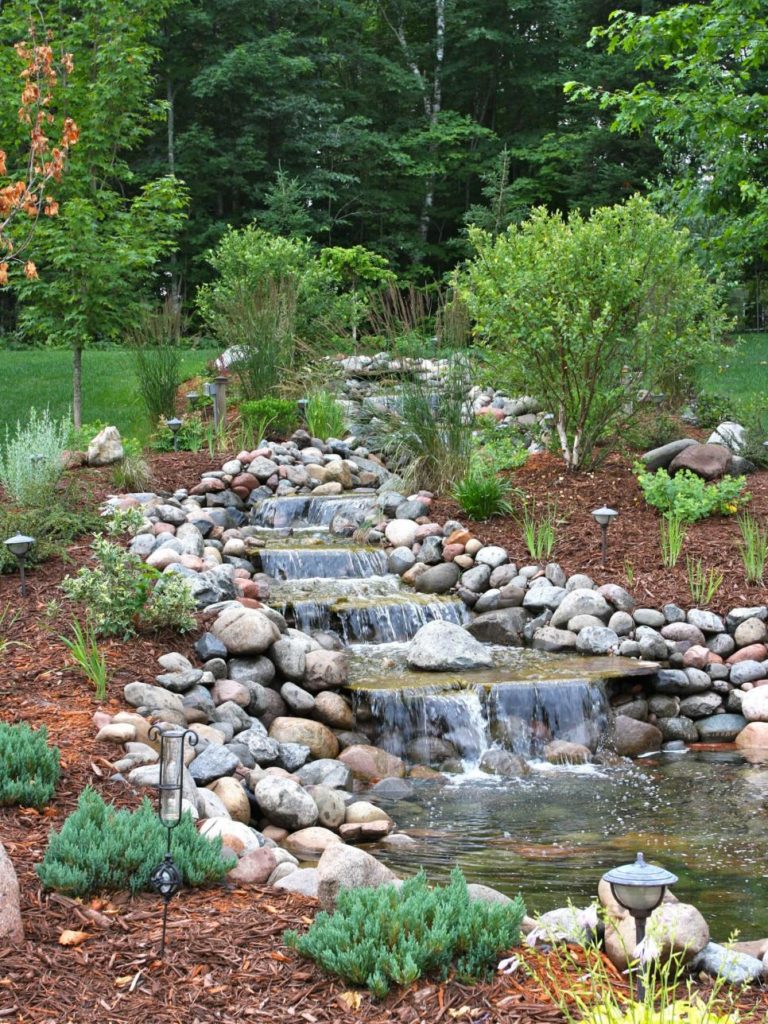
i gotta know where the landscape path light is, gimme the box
[601,852,678,1000]
[166,417,182,452]
[591,506,618,567]
[149,723,198,958]
[4,533,35,596]
[30,453,45,467]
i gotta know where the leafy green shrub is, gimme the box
[695,393,737,431]
[634,464,749,522]
[460,197,728,470]
[149,414,206,453]
[0,407,69,506]
[305,390,346,440]
[128,301,184,424]
[473,432,528,474]
[285,868,525,999]
[622,411,682,452]
[37,788,234,897]
[0,494,101,574]
[453,472,517,519]
[0,723,61,808]
[240,397,300,446]
[60,536,197,638]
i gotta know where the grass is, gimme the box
[701,332,768,402]
[0,348,219,441]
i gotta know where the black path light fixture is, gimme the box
[592,506,618,567]
[165,417,183,452]
[602,852,678,1000]
[149,723,198,958]
[4,533,35,596]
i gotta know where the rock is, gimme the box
[270,638,306,681]
[544,740,591,765]
[641,438,698,471]
[734,618,768,647]
[124,682,184,713]
[312,691,355,730]
[478,750,529,777]
[531,626,578,653]
[279,742,311,772]
[576,626,619,655]
[551,589,610,629]
[227,847,278,885]
[229,656,276,686]
[303,650,348,692]
[727,643,768,665]
[199,817,264,856]
[388,547,416,575]
[306,785,347,829]
[461,564,492,592]
[696,714,748,742]
[413,562,460,594]
[614,716,662,757]
[317,844,397,910]
[706,421,746,452]
[661,622,706,644]
[687,609,725,634]
[605,901,708,972]
[735,722,768,749]
[653,669,711,695]
[732,661,768,686]
[465,608,529,645]
[210,605,280,656]
[280,682,315,715]
[296,759,353,790]
[669,443,732,480]
[87,425,124,466]
[95,723,136,744]
[188,744,241,784]
[211,679,250,707]
[741,687,768,723]
[0,843,23,942]
[384,519,418,547]
[474,545,508,569]
[273,867,320,897]
[197,788,231,820]
[284,827,343,860]
[407,620,493,671]
[254,776,318,831]
[339,745,405,781]
[207,777,251,823]
[633,608,666,628]
[658,716,699,743]
[268,717,339,760]
[678,693,723,719]
[692,942,764,984]
[466,883,514,906]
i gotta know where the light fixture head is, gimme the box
[592,506,618,528]
[185,391,199,403]
[4,533,35,558]
[602,852,677,915]
[166,417,182,433]
[30,453,45,465]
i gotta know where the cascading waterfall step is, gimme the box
[251,494,379,529]
[255,546,388,580]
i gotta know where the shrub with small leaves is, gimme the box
[634,464,749,522]
[285,868,525,999]
[37,787,235,897]
[0,722,61,808]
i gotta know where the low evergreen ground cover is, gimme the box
[0,722,61,808]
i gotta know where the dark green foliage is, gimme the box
[0,723,61,808]
[37,787,235,897]
[239,398,300,443]
[694,393,738,431]
[129,302,185,425]
[453,472,517,520]
[284,868,525,999]
[0,493,101,574]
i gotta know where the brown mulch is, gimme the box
[432,452,768,613]
[1,449,768,1022]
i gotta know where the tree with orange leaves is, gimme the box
[0,30,77,284]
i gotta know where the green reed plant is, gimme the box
[453,471,517,520]
[60,618,108,701]
[659,515,686,569]
[128,300,184,425]
[0,722,61,808]
[0,407,69,506]
[305,390,346,440]
[737,512,768,584]
[623,558,636,588]
[517,498,559,561]
[685,557,724,607]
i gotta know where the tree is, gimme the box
[319,245,395,340]
[567,0,768,272]
[459,197,727,471]
[1,0,187,427]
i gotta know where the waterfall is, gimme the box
[257,546,388,580]
[252,495,378,529]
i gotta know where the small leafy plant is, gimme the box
[239,397,299,447]
[37,788,235,897]
[685,557,724,607]
[517,499,559,561]
[634,464,749,522]
[102,505,147,537]
[659,516,686,569]
[285,868,525,999]
[60,618,108,701]
[305,389,346,440]
[0,722,61,808]
[60,536,196,638]
[453,471,517,519]
[737,512,768,585]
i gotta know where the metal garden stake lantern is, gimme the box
[149,724,198,958]
[4,534,35,596]
[166,417,183,452]
[591,506,618,567]
[601,852,678,999]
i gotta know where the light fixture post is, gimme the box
[4,534,35,596]
[591,506,618,567]
[165,417,183,452]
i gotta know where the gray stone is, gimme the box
[565,574,595,591]
[195,632,229,661]
[408,620,493,671]
[661,622,706,644]
[576,626,619,655]
[474,589,500,613]
[726,606,768,631]
[189,744,240,784]
[466,607,529,645]
[479,749,529,777]
[466,883,515,906]
[229,656,276,686]
[608,611,635,636]
[649,695,680,718]
[545,563,567,588]
[489,564,519,589]
[663,603,686,623]
[678,692,723,719]
[124,682,184,713]
[155,669,203,694]
[419,535,444,565]
[317,845,397,910]
[531,626,578,653]
[669,443,731,481]
[273,868,320,898]
[633,608,666,628]
[706,421,745,452]
[278,743,311,773]
[707,633,735,658]
[413,562,460,594]
[87,425,124,466]
[687,609,725,634]
[461,564,492,592]
[568,614,606,632]
[639,634,668,660]
[734,617,767,647]
[690,943,764,984]
[240,729,281,766]
[614,716,662,756]
[658,716,699,742]
[474,545,508,569]
[641,438,697,471]
[730,660,768,685]
[296,759,352,790]
[598,584,636,613]
[388,546,416,575]
[523,586,566,611]
[696,714,748,742]
[615,698,648,722]
[254,776,318,831]
[211,700,252,732]
[305,785,346,830]
[551,589,610,629]
[303,650,349,692]
[270,638,306,682]
[653,669,711,695]
[210,605,281,655]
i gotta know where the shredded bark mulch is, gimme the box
[2,449,768,1022]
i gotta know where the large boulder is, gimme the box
[87,425,124,466]
[0,843,23,943]
[253,776,318,831]
[303,650,348,692]
[605,901,708,972]
[338,744,405,781]
[407,620,493,671]
[741,686,768,723]
[668,443,731,480]
[210,605,281,656]
[465,608,529,645]
[614,716,662,757]
[640,438,697,471]
[317,844,397,910]
[268,717,339,760]
[413,563,461,594]
[691,942,765,984]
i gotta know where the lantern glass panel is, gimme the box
[612,882,664,913]
[159,731,185,827]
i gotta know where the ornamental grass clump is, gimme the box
[284,868,525,999]
[305,389,346,440]
[453,471,517,520]
[37,787,235,898]
[0,722,61,808]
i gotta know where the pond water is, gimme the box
[364,750,768,940]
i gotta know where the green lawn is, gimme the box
[0,347,220,441]
[701,332,768,402]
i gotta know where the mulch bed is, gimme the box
[1,449,768,1022]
